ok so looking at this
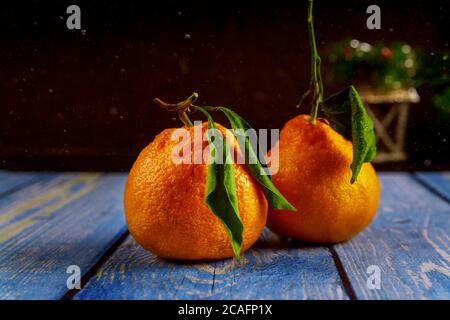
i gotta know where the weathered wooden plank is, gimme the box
[75,228,348,300]
[414,172,450,202]
[0,171,44,195]
[0,173,127,299]
[5,171,447,300]
[376,173,450,212]
[334,173,450,300]
[206,231,347,300]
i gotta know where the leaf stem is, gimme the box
[304,0,324,124]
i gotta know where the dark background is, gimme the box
[1,0,449,171]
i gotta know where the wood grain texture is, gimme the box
[75,229,348,300]
[1,172,449,300]
[334,173,450,300]
[415,172,450,202]
[0,173,127,299]
[0,171,43,195]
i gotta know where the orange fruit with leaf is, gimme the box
[267,0,380,243]
[124,93,294,260]
[268,113,380,243]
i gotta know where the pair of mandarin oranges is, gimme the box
[124,111,380,261]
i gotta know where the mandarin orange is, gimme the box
[267,115,380,243]
[124,122,267,260]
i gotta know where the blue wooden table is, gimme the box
[0,171,448,300]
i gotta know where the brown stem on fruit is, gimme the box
[153,92,198,127]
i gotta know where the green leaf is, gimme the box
[196,108,244,260]
[218,107,297,211]
[322,85,377,184]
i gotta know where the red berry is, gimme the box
[343,47,353,60]
[381,47,393,59]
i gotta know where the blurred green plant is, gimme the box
[433,87,450,115]
[327,39,450,126]
[415,51,450,89]
[415,51,450,122]
[327,38,418,91]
